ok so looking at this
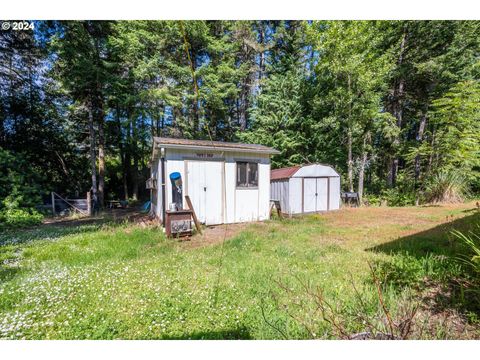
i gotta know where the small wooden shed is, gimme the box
[148,137,280,226]
[270,164,341,215]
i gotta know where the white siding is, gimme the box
[289,177,303,214]
[158,159,164,221]
[154,148,271,225]
[328,176,341,210]
[150,163,158,217]
[271,180,289,214]
[257,160,271,221]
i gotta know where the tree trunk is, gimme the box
[116,105,129,201]
[347,126,354,192]
[426,126,436,179]
[131,114,139,201]
[88,102,98,209]
[239,82,249,131]
[86,21,106,208]
[258,21,266,80]
[97,105,105,208]
[358,133,369,205]
[414,111,428,205]
[347,74,354,192]
[190,48,200,134]
[124,115,132,200]
[388,24,408,188]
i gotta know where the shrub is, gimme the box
[0,208,43,229]
[423,170,470,204]
[381,189,416,207]
[0,148,44,229]
[363,194,381,207]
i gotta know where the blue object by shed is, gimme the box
[170,172,181,180]
[141,200,151,213]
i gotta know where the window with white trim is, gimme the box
[236,161,258,188]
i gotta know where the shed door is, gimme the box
[316,178,328,211]
[303,177,329,212]
[303,178,317,212]
[186,161,224,225]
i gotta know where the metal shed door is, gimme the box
[186,161,224,225]
[303,178,317,212]
[303,177,329,212]
[316,178,328,211]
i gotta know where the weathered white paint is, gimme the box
[270,164,341,215]
[151,147,272,225]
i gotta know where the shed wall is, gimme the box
[270,180,290,214]
[289,177,303,214]
[328,176,341,210]
[150,163,158,217]
[161,148,271,225]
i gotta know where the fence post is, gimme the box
[87,191,92,216]
[51,192,56,217]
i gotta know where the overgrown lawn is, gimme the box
[1,204,479,339]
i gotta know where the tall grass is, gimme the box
[423,170,470,204]
[1,205,479,339]
[452,227,480,275]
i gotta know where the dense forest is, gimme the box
[1,20,479,224]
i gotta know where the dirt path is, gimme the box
[179,222,264,249]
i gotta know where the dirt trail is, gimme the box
[179,222,265,249]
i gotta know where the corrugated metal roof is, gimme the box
[153,137,280,154]
[270,166,301,181]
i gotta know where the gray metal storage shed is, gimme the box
[270,164,341,215]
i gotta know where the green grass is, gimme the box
[1,205,479,339]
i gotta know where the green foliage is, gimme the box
[2,21,480,205]
[363,194,382,207]
[373,252,462,289]
[238,68,310,167]
[0,149,44,229]
[0,209,43,229]
[380,189,416,207]
[452,227,480,275]
[0,149,43,211]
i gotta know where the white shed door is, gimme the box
[303,177,329,212]
[303,178,317,212]
[316,178,328,211]
[186,161,224,225]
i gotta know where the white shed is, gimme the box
[148,137,280,226]
[270,164,341,215]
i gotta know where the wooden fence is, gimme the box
[51,192,91,216]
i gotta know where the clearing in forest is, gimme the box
[0,203,479,339]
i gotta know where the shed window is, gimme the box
[236,162,258,188]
